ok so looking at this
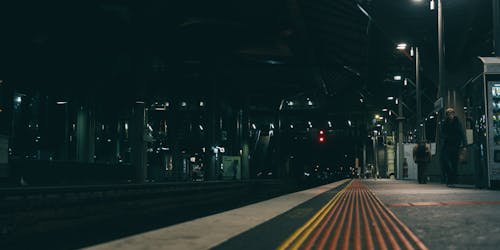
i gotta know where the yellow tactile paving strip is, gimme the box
[278,180,428,250]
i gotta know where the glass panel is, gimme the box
[492,84,500,145]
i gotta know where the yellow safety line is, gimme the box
[289,188,346,250]
[277,181,351,250]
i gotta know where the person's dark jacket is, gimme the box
[413,143,431,163]
[440,117,467,150]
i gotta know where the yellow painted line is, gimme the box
[289,188,346,250]
[277,181,351,250]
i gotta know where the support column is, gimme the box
[0,81,12,178]
[240,107,250,180]
[171,108,185,181]
[207,79,219,180]
[373,136,378,179]
[76,105,95,163]
[130,102,147,183]
[397,93,404,179]
[58,103,70,161]
[115,121,122,163]
[435,0,446,154]
[494,0,500,55]
[438,0,446,108]
[416,47,422,142]
[362,142,366,178]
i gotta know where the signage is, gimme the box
[222,156,241,180]
[433,97,443,112]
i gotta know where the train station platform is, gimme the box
[81,179,500,250]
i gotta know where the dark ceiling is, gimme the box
[0,0,494,119]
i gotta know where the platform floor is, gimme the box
[84,179,500,250]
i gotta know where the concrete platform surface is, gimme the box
[83,179,500,250]
[367,179,500,250]
[84,179,350,250]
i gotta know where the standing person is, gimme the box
[440,108,467,186]
[413,141,431,184]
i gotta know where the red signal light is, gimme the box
[318,129,326,143]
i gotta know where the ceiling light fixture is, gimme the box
[396,43,407,50]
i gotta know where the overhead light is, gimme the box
[288,101,294,106]
[270,123,275,129]
[394,75,402,81]
[199,101,205,107]
[265,60,284,65]
[404,78,408,86]
[56,101,67,105]
[251,123,257,129]
[430,0,435,10]
[410,47,415,57]
[181,101,187,107]
[290,124,294,129]
[199,125,204,131]
[15,96,22,103]
[307,100,313,106]
[135,101,145,104]
[347,120,352,126]
[382,108,388,112]
[328,121,332,127]
[395,98,399,105]
[387,96,394,101]
[359,98,364,103]
[396,43,407,50]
